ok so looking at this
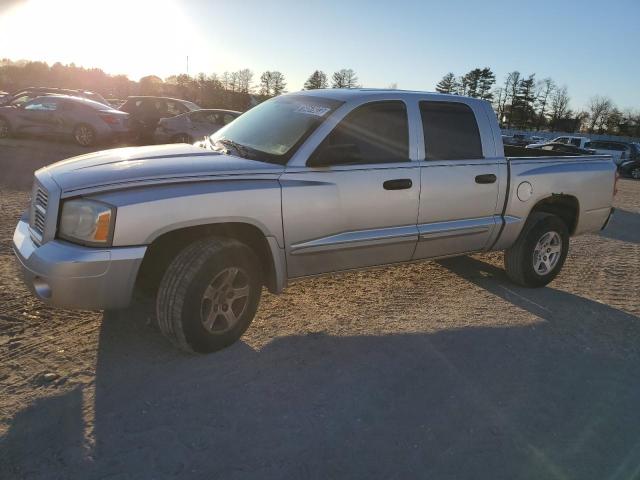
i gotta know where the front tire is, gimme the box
[504,212,569,287]
[156,237,263,353]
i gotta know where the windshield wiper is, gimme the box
[215,138,250,158]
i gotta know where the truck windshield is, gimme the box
[209,95,343,164]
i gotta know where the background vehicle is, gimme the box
[504,133,545,146]
[530,142,596,155]
[154,108,241,144]
[0,95,129,146]
[119,96,200,143]
[619,158,640,179]
[585,140,639,165]
[0,87,109,107]
[527,136,590,149]
[13,90,616,354]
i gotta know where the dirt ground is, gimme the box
[1,138,639,479]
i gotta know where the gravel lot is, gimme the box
[1,138,639,479]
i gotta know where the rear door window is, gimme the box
[420,101,483,160]
[570,138,581,147]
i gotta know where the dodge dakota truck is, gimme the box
[12,89,616,353]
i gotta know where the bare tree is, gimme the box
[304,70,328,90]
[549,85,570,128]
[587,95,613,133]
[332,68,360,88]
[504,71,520,128]
[535,77,555,129]
[236,69,253,93]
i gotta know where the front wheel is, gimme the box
[73,123,96,146]
[156,237,263,353]
[504,212,569,287]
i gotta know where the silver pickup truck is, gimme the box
[13,89,616,353]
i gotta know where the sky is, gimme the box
[0,0,638,110]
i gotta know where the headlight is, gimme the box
[58,199,115,246]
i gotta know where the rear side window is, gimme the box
[420,101,483,160]
[570,138,581,147]
[320,101,409,164]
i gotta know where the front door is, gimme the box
[413,100,502,260]
[281,100,421,278]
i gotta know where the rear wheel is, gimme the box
[73,123,96,146]
[156,237,263,353]
[0,116,10,138]
[504,212,569,287]
[172,133,193,144]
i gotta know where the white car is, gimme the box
[527,136,591,149]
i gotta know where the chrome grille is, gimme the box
[30,183,48,241]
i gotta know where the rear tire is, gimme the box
[0,116,11,138]
[156,237,263,353]
[504,212,569,287]
[73,123,96,147]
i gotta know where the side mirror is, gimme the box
[308,144,361,167]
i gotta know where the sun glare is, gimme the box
[0,0,208,79]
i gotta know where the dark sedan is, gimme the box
[154,109,241,144]
[119,96,200,143]
[0,95,130,146]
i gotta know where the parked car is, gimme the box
[119,96,200,142]
[584,140,639,166]
[0,87,109,107]
[530,142,596,155]
[0,95,130,146]
[154,109,241,144]
[619,157,640,179]
[12,90,616,354]
[527,136,591,149]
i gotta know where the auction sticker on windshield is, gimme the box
[295,104,331,116]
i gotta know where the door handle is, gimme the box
[475,174,497,184]
[383,179,412,190]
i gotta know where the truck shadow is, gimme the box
[599,208,640,244]
[2,257,640,479]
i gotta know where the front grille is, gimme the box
[30,183,48,242]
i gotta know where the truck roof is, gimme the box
[288,88,479,103]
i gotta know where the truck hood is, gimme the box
[39,144,284,194]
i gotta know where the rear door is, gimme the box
[413,99,502,260]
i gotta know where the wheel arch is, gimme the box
[135,222,286,297]
[528,194,580,235]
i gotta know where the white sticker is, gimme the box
[295,104,331,116]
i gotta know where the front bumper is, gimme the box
[12,219,146,310]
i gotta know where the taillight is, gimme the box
[100,114,119,125]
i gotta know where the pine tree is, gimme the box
[304,70,328,90]
[435,72,457,94]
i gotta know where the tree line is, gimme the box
[436,68,640,137]
[0,59,637,137]
[0,60,361,111]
